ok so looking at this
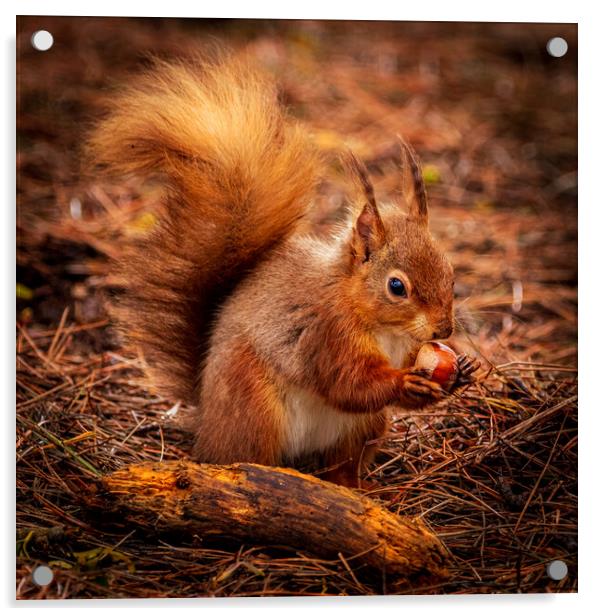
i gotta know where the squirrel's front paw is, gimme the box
[452,354,481,389]
[400,369,446,408]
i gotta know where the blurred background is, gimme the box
[17,17,577,598]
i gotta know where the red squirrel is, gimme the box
[88,57,478,488]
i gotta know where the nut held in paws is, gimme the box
[415,342,458,391]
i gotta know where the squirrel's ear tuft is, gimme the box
[398,137,429,225]
[352,201,387,262]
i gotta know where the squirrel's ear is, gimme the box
[352,201,387,262]
[398,137,428,226]
[342,150,387,262]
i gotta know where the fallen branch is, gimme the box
[99,461,449,587]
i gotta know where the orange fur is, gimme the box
[193,340,285,465]
[87,56,320,403]
[89,56,457,486]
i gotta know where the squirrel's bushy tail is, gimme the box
[88,57,320,403]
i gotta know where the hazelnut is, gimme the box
[414,342,458,391]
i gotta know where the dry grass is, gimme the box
[17,17,577,597]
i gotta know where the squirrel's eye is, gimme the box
[388,277,407,298]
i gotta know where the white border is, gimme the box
[7,1,583,21]
[5,1,601,614]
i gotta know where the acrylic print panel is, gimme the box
[16,16,577,598]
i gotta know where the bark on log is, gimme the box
[100,461,449,587]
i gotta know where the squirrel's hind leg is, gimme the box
[317,412,388,489]
[192,339,286,466]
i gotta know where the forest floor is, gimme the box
[16,17,577,597]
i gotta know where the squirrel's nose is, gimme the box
[432,321,454,340]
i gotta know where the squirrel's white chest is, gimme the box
[280,333,414,459]
[281,386,365,458]
[374,330,416,369]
